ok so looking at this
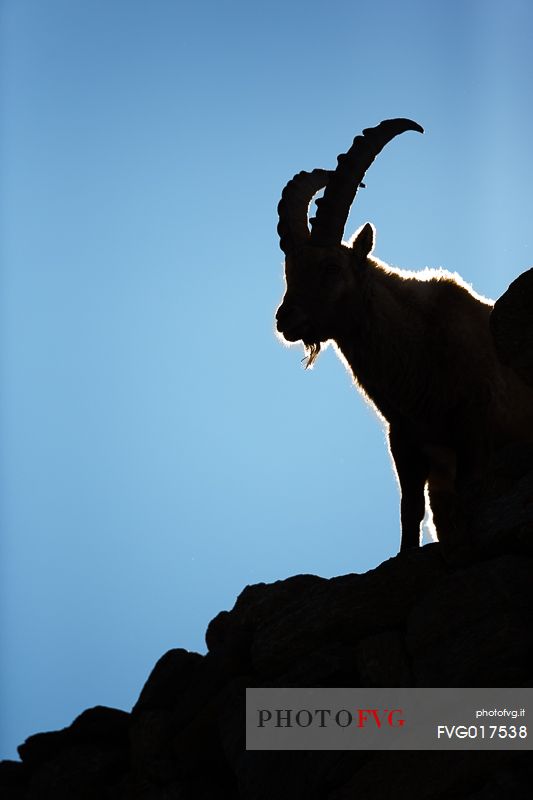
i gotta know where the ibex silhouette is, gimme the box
[275,119,533,552]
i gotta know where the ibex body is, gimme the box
[275,119,533,552]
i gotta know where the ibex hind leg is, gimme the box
[423,446,456,541]
[424,447,477,561]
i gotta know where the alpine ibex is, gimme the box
[275,118,533,552]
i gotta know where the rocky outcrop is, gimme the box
[2,513,532,800]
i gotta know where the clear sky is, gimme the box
[1,0,533,760]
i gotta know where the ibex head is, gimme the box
[275,119,424,366]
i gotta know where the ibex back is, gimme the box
[275,119,533,553]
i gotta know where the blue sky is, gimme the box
[2,0,533,759]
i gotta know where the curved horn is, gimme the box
[277,168,331,255]
[310,118,424,246]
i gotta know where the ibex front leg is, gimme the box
[388,425,429,552]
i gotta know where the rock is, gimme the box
[247,545,446,677]
[132,648,204,715]
[490,267,533,386]
[12,706,130,800]
[406,555,533,685]
[2,473,533,797]
[355,630,412,686]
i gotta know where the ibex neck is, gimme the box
[335,269,424,419]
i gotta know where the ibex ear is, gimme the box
[351,222,375,259]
